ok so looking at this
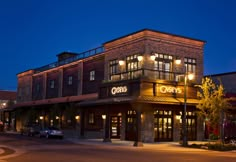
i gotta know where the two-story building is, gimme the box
[0,90,16,131]
[9,29,206,144]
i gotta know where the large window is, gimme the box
[126,54,142,71]
[184,58,196,74]
[153,53,173,80]
[109,59,118,75]
[126,54,142,79]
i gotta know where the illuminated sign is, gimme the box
[159,86,182,94]
[111,86,128,95]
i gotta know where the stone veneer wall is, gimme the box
[142,110,154,143]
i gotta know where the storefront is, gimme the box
[78,78,203,143]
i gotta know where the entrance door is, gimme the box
[110,116,121,138]
[154,110,173,141]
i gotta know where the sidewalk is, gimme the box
[65,137,209,150]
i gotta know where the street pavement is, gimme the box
[1,131,235,161]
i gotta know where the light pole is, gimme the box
[175,59,194,146]
[183,71,194,146]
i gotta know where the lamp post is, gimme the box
[175,59,194,146]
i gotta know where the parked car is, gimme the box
[20,124,41,136]
[224,136,236,146]
[39,126,64,139]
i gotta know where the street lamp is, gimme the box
[175,59,194,146]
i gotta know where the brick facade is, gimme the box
[11,29,205,143]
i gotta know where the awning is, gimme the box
[135,96,199,105]
[78,96,135,107]
[3,93,98,111]
[77,95,199,107]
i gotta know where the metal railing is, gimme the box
[34,46,104,73]
[110,69,176,81]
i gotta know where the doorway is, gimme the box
[110,116,121,138]
[154,110,173,141]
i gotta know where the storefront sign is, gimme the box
[159,86,182,94]
[111,86,128,95]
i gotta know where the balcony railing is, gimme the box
[34,46,104,73]
[110,69,177,82]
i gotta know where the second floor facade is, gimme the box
[17,29,205,103]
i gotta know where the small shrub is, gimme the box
[209,133,219,140]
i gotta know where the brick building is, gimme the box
[9,29,206,144]
[0,90,16,131]
[206,72,236,138]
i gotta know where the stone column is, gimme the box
[142,110,154,143]
[133,104,143,147]
[103,108,111,142]
[173,113,181,141]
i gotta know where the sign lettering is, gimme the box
[159,86,182,94]
[111,86,128,95]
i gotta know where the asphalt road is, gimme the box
[1,133,236,162]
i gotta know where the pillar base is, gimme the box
[133,141,143,147]
[103,138,112,142]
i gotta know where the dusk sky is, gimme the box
[0,0,235,91]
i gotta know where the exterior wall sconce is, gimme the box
[75,115,80,120]
[119,60,125,66]
[175,59,181,65]
[55,116,60,120]
[102,114,106,120]
[39,116,44,120]
[150,55,156,61]
[137,56,143,61]
[176,115,181,120]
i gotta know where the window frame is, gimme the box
[89,70,95,81]
[49,80,55,89]
[88,113,95,124]
[68,75,73,85]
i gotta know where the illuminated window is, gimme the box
[184,58,196,74]
[88,113,95,124]
[89,70,95,81]
[68,76,73,85]
[153,53,173,80]
[126,54,141,71]
[126,54,142,79]
[109,59,118,75]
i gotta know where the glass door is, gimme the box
[154,110,173,141]
[110,116,121,138]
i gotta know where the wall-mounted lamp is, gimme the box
[176,115,181,120]
[175,59,181,65]
[55,116,60,120]
[39,116,44,120]
[137,56,143,61]
[75,115,80,120]
[102,114,106,120]
[119,60,125,66]
[150,55,156,61]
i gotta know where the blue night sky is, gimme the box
[0,0,236,91]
